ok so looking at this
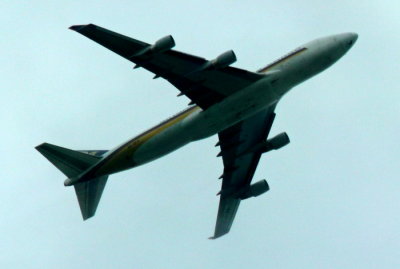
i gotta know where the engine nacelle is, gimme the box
[133,35,175,58]
[240,132,290,156]
[266,132,290,151]
[240,179,269,200]
[151,35,175,53]
[210,50,237,69]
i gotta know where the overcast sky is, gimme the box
[1,1,399,268]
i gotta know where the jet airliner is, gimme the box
[36,24,357,239]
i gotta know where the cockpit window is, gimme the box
[258,47,307,73]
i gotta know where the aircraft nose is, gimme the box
[337,32,358,50]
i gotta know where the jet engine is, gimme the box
[239,179,270,200]
[133,35,175,58]
[209,50,237,69]
[150,35,175,53]
[266,132,290,150]
[239,132,290,156]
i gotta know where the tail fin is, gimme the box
[36,143,109,220]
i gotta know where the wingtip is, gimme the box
[69,24,93,32]
[35,142,51,153]
[82,212,95,221]
[208,236,216,240]
[35,142,46,150]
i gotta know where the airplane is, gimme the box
[36,24,357,239]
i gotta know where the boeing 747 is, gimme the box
[36,24,357,239]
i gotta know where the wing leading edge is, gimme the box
[210,105,277,239]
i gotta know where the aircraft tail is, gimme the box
[36,143,109,220]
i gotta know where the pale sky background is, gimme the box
[1,1,399,268]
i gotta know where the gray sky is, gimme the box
[1,1,399,268]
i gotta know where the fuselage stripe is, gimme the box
[257,47,307,73]
[92,105,201,176]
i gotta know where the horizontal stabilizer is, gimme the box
[74,176,108,220]
[36,143,110,220]
[35,143,104,178]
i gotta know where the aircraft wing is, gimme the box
[210,105,276,239]
[70,24,264,109]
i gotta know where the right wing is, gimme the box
[211,105,276,239]
[70,24,264,109]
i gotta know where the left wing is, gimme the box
[70,24,264,109]
[210,105,279,239]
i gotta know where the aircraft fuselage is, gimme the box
[66,33,357,186]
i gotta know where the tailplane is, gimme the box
[36,143,109,220]
[74,176,108,220]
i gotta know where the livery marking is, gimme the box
[257,47,307,73]
[95,105,201,174]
